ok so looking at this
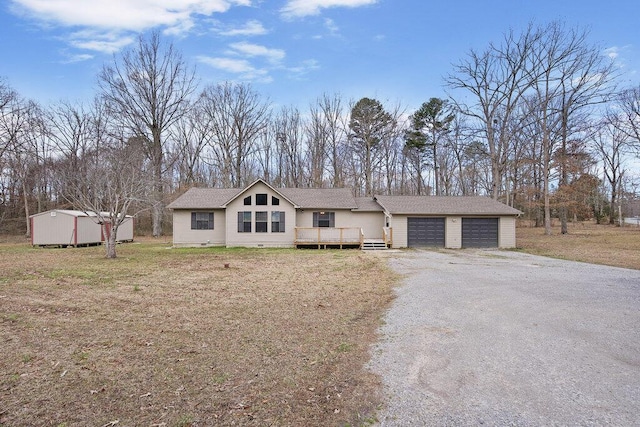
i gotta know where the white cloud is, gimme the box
[229,42,285,63]
[10,0,250,31]
[68,30,135,53]
[10,0,252,53]
[198,56,254,73]
[197,55,271,82]
[218,20,267,36]
[286,59,320,79]
[324,18,339,36]
[280,0,377,18]
[605,46,620,60]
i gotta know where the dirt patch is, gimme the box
[0,243,396,426]
[517,222,640,270]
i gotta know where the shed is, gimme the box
[30,210,135,247]
[30,210,103,247]
[102,214,135,242]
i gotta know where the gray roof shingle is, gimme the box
[166,188,241,209]
[278,188,358,209]
[374,195,522,216]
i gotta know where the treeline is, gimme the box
[1,22,639,238]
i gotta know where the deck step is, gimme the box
[361,239,388,250]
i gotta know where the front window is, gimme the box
[256,193,267,205]
[238,211,252,232]
[313,211,335,228]
[272,196,280,206]
[244,196,252,205]
[255,211,268,232]
[191,212,214,230]
[271,211,285,233]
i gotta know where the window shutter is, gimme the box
[281,211,285,232]
[329,212,335,227]
[313,212,318,227]
[209,212,214,229]
[191,212,196,229]
[237,212,243,232]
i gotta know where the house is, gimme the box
[30,210,134,247]
[167,179,522,249]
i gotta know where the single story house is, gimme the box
[167,179,522,249]
[30,210,134,247]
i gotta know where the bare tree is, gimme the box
[309,93,348,188]
[274,106,304,187]
[57,128,150,258]
[98,31,196,237]
[200,82,270,188]
[447,24,542,200]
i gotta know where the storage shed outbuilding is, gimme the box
[30,210,134,247]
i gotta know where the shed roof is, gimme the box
[166,188,241,209]
[374,195,522,216]
[29,209,98,218]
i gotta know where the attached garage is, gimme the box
[374,195,522,249]
[407,217,445,247]
[462,218,498,248]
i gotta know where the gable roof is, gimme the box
[279,188,358,209]
[374,195,522,216]
[166,188,241,209]
[221,179,298,208]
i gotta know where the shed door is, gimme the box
[462,218,498,248]
[407,217,445,247]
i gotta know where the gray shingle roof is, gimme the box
[278,188,358,209]
[166,188,241,209]
[354,197,384,211]
[374,195,522,216]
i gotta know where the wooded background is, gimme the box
[1,22,639,237]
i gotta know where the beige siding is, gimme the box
[295,209,384,239]
[225,181,296,247]
[77,217,102,244]
[31,211,76,245]
[115,217,134,242]
[499,216,516,248]
[389,214,408,248]
[172,210,226,247]
[31,211,102,246]
[445,217,462,248]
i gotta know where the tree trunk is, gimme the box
[104,224,117,258]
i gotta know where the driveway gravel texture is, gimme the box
[368,250,640,426]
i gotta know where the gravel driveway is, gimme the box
[368,250,640,426]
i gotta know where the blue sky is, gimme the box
[1,0,639,111]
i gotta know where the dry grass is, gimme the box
[517,221,640,270]
[0,242,396,426]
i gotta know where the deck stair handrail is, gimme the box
[382,227,393,247]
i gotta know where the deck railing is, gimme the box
[294,227,364,248]
[382,227,393,247]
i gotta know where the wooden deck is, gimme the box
[294,227,393,249]
[294,227,363,248]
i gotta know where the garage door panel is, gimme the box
[408,217,445,247]
[462,218,498,248]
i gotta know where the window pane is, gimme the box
[244,196,251,205]
[256,211,267,232]
[243,211,252,221]
[193,212,213,229]
[272,196,279,205]
[256,194,267,205]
